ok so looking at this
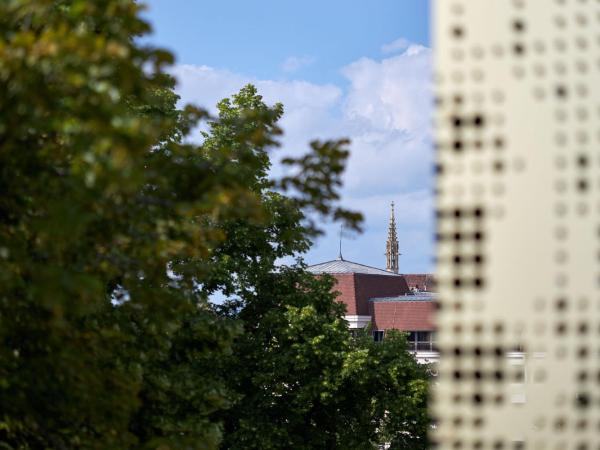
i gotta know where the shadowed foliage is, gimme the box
[0,1,427,449]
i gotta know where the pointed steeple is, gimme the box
[386,202,400,273]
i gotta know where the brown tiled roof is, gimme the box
[370,300,436,331]
[325,272,411,315]
[308,260,435,331]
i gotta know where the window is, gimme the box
[406,330,437,351]
[372,330,385,342]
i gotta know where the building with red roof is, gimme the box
[307,203,438,362]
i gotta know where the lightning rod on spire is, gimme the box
[338,224,344,260]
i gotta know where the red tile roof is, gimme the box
[309,260,436,331]
[370,300,436,331]
[329,272,411,315]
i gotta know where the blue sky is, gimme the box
[142,0,434,273]
[142,1,429,83]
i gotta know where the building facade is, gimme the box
[307,203,438,363]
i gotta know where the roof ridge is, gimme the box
[307,258,399,276]
[307,259,345,266]
[370,294,437,302]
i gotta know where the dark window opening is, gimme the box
[373,330,385,342]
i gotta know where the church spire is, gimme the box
[386,202,399,273]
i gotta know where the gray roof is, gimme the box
[306,258,399,276]
[370,293,437,302]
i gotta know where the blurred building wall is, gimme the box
[433,0,600,448]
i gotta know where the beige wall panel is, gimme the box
[433,0,600,448]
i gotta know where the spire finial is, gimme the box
[338,225,344,260]
[385,201,400,273]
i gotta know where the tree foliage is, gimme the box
[0,1,241,447]
[0,1,429,449]
[200,87,429,450]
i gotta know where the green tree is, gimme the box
[0,1,429,448]
[195,87,430,450]
[0,2,358,449]
[341,330,431,450]
[0,1,240,447]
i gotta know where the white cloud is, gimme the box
[342,45,431,135]
[170,64,341,150]
[281,55,316,73]
[169,65,238,113]
[381,37,411,54]
[170,40,433,272]
[171,64,341,115]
